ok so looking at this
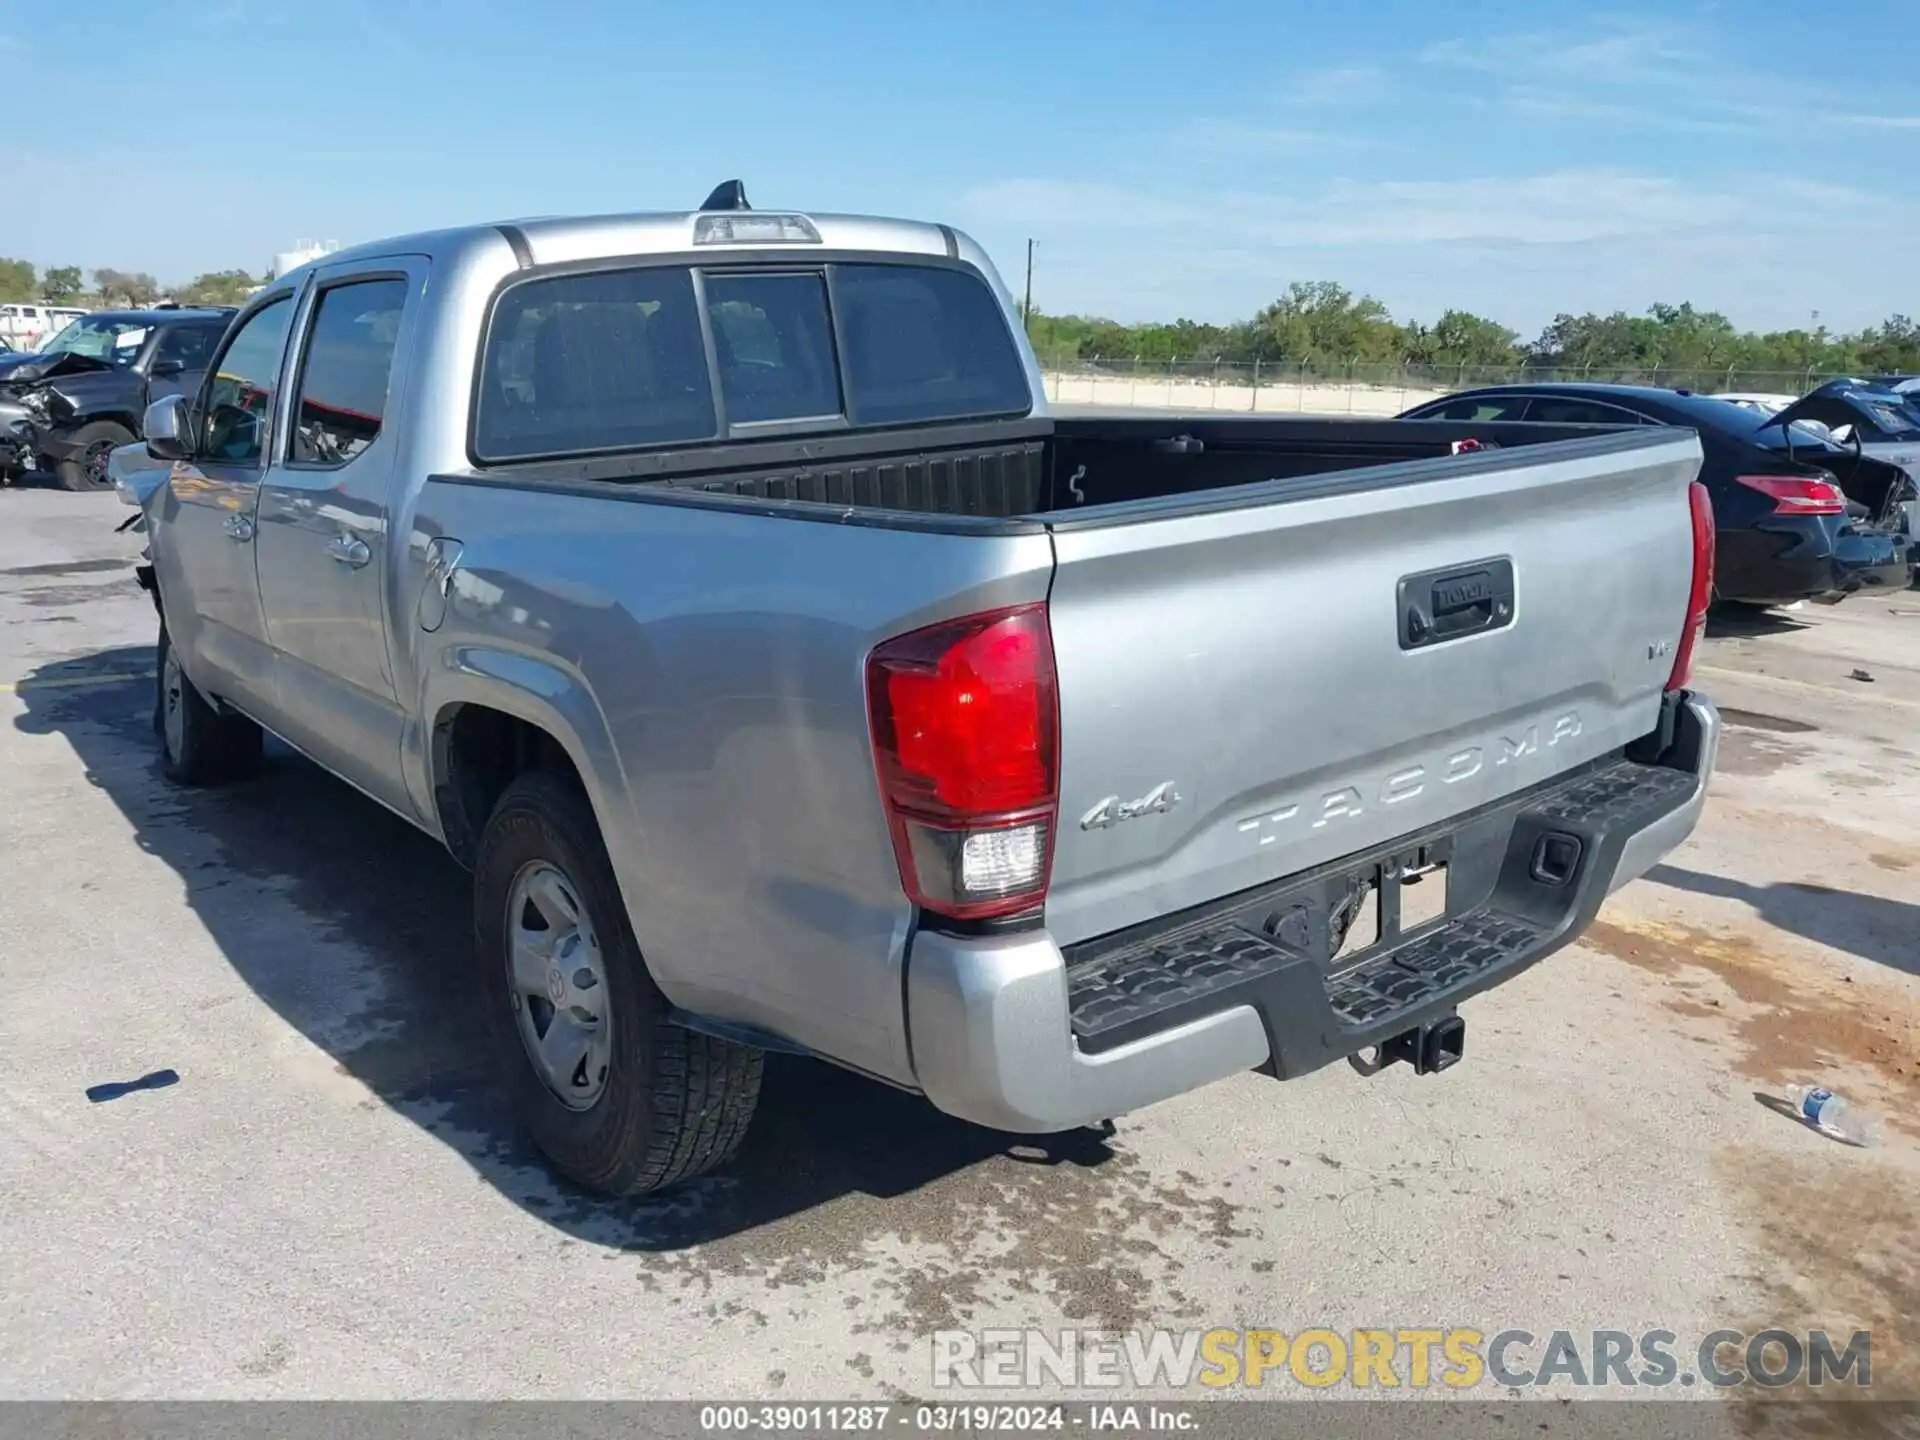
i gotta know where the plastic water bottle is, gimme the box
[1782,1084,1871,1146]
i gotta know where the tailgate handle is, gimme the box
[1399,558,1515,650]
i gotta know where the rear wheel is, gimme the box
[156,621,264,785]
[474,771,762,1195]
[56,421,134,493]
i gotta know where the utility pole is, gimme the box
[1023,239,1035,326]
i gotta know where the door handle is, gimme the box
[222,513,254,542]
[327,535,373,569]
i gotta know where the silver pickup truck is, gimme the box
[132,185,1721,1196]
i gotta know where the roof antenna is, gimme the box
[701,180,750,212]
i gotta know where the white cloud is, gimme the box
[1823,112,1920,129]
[1413,18,1918,139]
[962,169,1745,251]
[1166,118,1388,158]
[1419,22,1695,80]
[1276,64,1390,107]
[1499,87,1755,136]
[955,14,1920,331]
[884,9,1920,337]
[954,168,1917,332]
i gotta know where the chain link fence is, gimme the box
[1034,350,1849,416]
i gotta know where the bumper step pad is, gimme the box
[1064,755,1697,1069]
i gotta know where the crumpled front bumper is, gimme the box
[0,400,37,467]
[906,694,1720,1134]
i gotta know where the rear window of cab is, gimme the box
[473,261,1032,462]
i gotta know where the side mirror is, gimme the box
[149,358,185,378]
[143,393,193,462]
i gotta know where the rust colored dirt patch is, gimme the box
[1583,917,1920,1142]
[1713,1148,1920,1435]
[1869,852,1919,874]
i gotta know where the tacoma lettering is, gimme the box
[1239,713,1584,848]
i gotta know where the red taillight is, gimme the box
[1667,480,1715,693]
[1733,473,1847,516]
[867,604,1059,921]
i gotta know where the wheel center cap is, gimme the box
[545,965,567,1006]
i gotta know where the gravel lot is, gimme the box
[1,483,1915,1413]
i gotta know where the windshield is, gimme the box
[1863,400,1920,436]
[40,317,151,366]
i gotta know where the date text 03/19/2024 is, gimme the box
[696,1404,1195,1433]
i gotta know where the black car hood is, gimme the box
[0,350,117,387]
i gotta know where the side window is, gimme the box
[288,278,408,466]
[155,323,221,369]
[1423,397,1531,421]
[834,264,1030,425]
[200,297,294,466]
[1527,398,1640,425]
[474,266,716,461]
[704,272,842,425]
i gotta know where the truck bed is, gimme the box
[417,407,1704,1082]
[469,413,1663,524]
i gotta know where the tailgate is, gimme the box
[1041,430,1704,948]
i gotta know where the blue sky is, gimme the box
[5,0,1916,337]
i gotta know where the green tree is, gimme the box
[1025,289,1920,393]
[39,266,83,304]
[1403,310,1521,369]
[1854,315,1920,375]
[1526,311,1656,371]
[1247,282,1401,368]
[1023,306,1106,365]
[91,268,130,305]
[0,258,37,303]
[91,268,161,307]
[175,269,259,306]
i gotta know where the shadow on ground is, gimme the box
[1705,602,1813,639]
[13,646,1116,1250]
[1648,863,1920,978]
[1,469,66,491]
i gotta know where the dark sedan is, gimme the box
[1397,384,1913,606]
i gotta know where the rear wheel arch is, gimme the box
[430,699,596,869]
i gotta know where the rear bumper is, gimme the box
[906,693,1719,1133]
[1717,516,1909,603]
[1830,526,1913,597]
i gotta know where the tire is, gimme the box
[474,771,762,1196]
[55,420,135,493]
[156,621,264,784]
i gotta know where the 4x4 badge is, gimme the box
[1080,782,1182,831]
